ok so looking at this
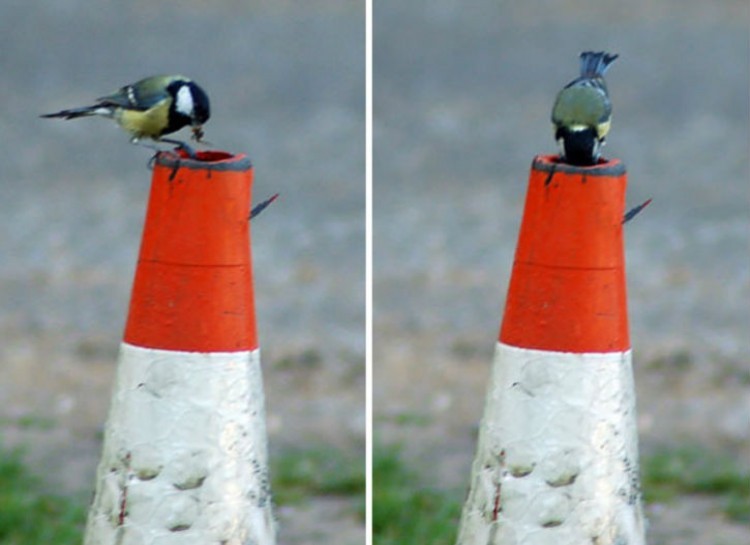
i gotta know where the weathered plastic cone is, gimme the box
[84,150,276,545]
[456,155,646,545]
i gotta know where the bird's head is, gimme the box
[169,79,210,140]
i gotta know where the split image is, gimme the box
[1,2,748,545]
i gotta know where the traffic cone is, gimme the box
[83,150,276,545]
[456,155,646,545]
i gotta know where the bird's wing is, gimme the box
[96,75,185,111]
[96,86,158,110]
[551,84,611,127]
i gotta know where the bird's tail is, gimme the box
[579,51,618,78]
[40,105,112,120]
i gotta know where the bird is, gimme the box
[551,51,618,166]
[41,75,210,157]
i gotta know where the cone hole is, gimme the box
[176,149,235,162]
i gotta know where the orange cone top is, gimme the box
[124,151,258,352]
[499,155,630,353]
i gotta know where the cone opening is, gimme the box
[176,149,234,162]
[534,154,625,176]
[156,149,252,171]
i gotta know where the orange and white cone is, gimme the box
[456,156,646,545]
[84,151,276,545]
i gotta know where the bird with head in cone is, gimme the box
[552,51,618,166]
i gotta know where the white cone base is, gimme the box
[84,343,276,545]
[457,342,645,545]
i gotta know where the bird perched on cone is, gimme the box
[41,75,210,156]
[551,51,618,166]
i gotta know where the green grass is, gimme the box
[0,441,365,542]
[0,415,56,430]
[372,442,750,544]
[373,444,461,545]
[0,445,87,544]
[376,412,433,427]
[641,444,750,523]
[271,445,366,510]
[4,437,745,544]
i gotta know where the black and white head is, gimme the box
[168,79,210,131]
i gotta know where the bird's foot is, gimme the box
[159,138,197,159]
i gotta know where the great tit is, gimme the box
[551,51,618,166]
[41,75,210,155]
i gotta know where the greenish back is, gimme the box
[551,86,610,127]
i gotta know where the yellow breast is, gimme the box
[114,99,171,139]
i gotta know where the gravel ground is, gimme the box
[0,2,364,544]
[374,1,749,544]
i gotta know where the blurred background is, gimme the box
[0,1,364,543]
[374,0,749,543]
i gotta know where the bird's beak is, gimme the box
[192,125,204,142]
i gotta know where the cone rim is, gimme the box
[534,154,626,176]
[156,149,252,171]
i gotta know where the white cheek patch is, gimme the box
[556,137,566,156]
[175,85,194,116]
